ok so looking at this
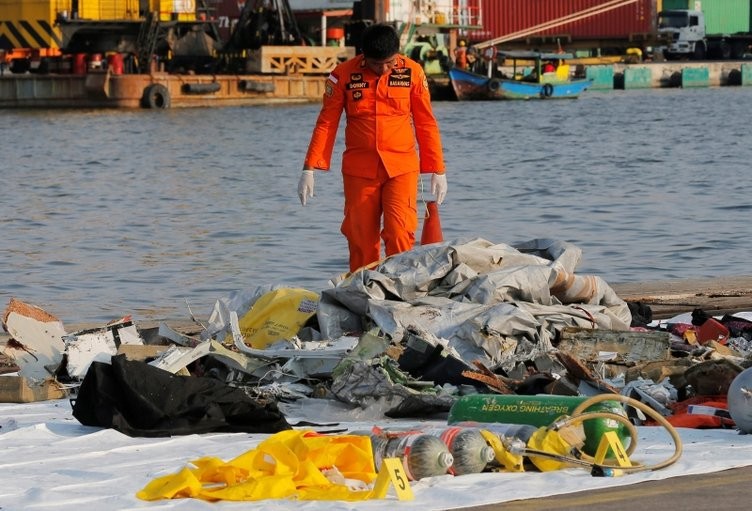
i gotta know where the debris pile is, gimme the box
[2,237,751,435]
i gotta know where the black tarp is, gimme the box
[71,354,291,437]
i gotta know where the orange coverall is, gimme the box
[304,54,445,271]
[454,45,468,69]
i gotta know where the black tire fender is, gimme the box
[541,83,554,98]
[487,78,501,92]
[182,82,221,94]
[142,84,171,109]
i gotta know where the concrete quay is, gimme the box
[587,59,752,89]
[427,59,752,100]
[485,59,752,91]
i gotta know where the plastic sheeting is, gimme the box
[319,238,631,372]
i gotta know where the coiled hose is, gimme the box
[521,393,683,474]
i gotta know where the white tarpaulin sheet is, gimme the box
[2,399,752,510]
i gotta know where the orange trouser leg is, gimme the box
[342,171,383,272]
[381,171,418,257]
[341,166,418,272]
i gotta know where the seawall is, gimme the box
[589,60,752,89]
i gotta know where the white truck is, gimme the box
[658,9,752,60]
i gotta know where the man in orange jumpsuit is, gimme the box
[454,40,468,69]
[299,23,447,272]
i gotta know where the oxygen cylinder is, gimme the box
[350,428,390,473]
[447,394,629,455]
[420,427,495,475]
[453,422,540,465]
[727,366,752,433]
[454,421,539,445]
[370,432,454,481]
[580,399,630,455]
[448,394,587,426]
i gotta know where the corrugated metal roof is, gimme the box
[289,0,354,11]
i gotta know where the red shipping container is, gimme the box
[469,0,657,45]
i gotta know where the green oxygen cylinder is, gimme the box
[581,399,631,456]
[447,394,629,456]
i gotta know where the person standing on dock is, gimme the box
[299,23,447,273]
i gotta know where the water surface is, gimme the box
[2,86,750,323]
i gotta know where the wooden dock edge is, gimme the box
[611,275,752,319]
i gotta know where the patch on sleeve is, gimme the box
[328,72,339,84]
[325,81,334,97]
[422,76,429,90]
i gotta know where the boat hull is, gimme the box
[448,67,593,100]
[0,72,328,109]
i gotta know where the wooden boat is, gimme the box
[449,51,594,100]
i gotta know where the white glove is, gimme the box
[430,173,447,205]
[298,170,315,206]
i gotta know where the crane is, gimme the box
[225,0,304,52]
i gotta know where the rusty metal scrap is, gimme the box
[554,350,618,394]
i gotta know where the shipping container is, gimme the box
[660,0,751,34]
[469,0,659,52]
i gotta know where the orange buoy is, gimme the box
[420,201,443,245]
[326,27,345,40]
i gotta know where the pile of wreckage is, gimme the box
[2,238,751,435]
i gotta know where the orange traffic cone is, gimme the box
[420,201,443,245]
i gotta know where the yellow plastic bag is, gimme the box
[136,430,378,502]
[526,428,576,472]
[479,429,525,472]
[229,287,319,348]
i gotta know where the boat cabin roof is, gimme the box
[497,50,575,61]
